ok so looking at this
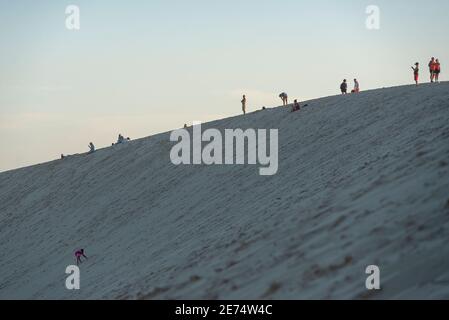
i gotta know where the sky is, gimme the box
[1,0,448,172]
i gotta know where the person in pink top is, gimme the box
[75,249,88,265]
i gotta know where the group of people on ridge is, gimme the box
[112,134,130,146]
[66,57,443,159]
[240,79,361,115]
[240,56,443,115]
[340,79,360,95]
[240,79,361,114]
[241,91,305,115]
[61,134,131,159]
[412,57,441,86]
[279,92,304,112]
[240,56,443,114]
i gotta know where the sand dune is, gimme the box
[1,83,449,299]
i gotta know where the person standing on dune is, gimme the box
[340,79,348,94]
[434,59,441,83]
[412,62,420,86]
[428,57,436,82]
[353,79,360,93]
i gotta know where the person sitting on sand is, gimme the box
[291,99,301,112]
[112,134,131,146]
[87,142,95,154]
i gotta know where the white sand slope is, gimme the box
[1,83,449,299]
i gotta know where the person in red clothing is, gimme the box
[428,57,436,82]
[434,59,441,83]
[411,62,419,86]
[353,79,360,93]
[75,249,88,265]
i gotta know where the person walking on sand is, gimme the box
[241,95,246,115]
[340,79,348,94]
[279,92,288,106]
[75,249,88,265]
[411,62,420,86]
[428,57,436,82]
[434,59,441,83]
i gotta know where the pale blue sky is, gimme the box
[1,0,448,171]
